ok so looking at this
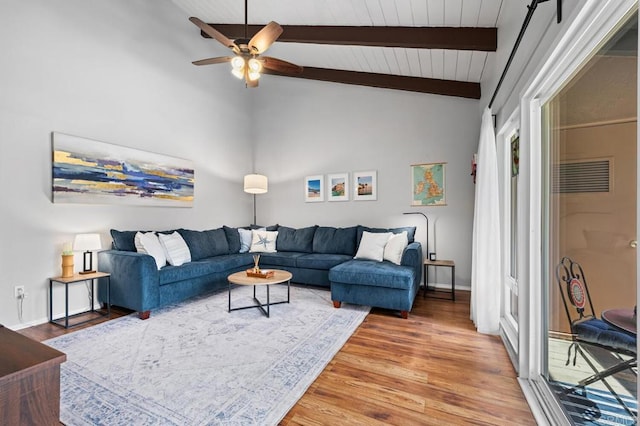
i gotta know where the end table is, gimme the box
[423,259,455,301]
[49,271,111,328]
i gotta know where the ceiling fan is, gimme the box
[189,0,303,88]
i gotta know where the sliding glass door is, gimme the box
[541,12,638,423]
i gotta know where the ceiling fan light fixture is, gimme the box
[248,71,261,81]
[231,55,245,69]
[248,58,262,73]
[231,68,245,79]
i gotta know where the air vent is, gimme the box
[553,160,610,193]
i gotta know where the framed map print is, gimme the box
[411,162,446,206]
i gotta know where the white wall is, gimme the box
[0,0,253,328]
[253,77,480,289]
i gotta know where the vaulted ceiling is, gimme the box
[171,0,505,99]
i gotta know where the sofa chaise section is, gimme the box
[329,241,423,319]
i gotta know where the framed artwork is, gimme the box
[353,171,377,201]
[411,162,446,206]
[52,132,194,207]
[327,173,349,201]
[304,175,324,202]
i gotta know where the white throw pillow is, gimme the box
[249,230,278,253]
[383,231,409,265]
[354,231,393,262]
[134,232,167,270]
[158,231,191,266]
[238,228,254,253]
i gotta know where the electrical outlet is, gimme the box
[14,286,25,299]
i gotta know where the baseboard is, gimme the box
[425,282,470,291]
[7,302,102,331]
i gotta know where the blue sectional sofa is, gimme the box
[97,225,422,319]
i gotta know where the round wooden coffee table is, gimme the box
[227,269,292,318]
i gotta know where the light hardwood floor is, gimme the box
[19,288,535,425]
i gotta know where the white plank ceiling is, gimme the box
[171,0,505,93]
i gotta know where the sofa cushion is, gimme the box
[111,229,176,252]
[178,228,229,261]
[354,231,392,262]
[134,232,166,269]
[329,259,415,290]
[357,225,416,245]
[223,226,242,254]
[312,226,357,256]
[383,232,409,265]
[276,226,317,253]
[250,230,278,253]
[259,252,305,268]
[111,229,140,252]
[297,253,353,270]
[250,224,279,231]
[158,253,253,285]
[238,228,253,253]
[158,232,191,266]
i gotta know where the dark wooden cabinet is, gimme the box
[0,325,66,425]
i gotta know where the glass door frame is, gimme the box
[514,0,638,423]
[497,109,521,368]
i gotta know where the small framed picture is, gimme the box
[429,252,436,261]
[353,171,377,201]
[304,175,324,202]
[327,173,349,202]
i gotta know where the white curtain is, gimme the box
[470,108,501,335]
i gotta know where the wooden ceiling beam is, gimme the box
[263,67,481,99]
[202,24,497,51]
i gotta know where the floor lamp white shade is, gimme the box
[244,174,268,194]
[244,174,268,225]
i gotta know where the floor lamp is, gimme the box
[244,174,268,226]
[402,212,429,257]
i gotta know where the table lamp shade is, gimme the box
[73,233,101,274]
[244,174,268,194]
[73,233,102,252]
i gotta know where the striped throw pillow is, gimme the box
[158,231,191,266]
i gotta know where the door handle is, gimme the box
[630,240,637,248]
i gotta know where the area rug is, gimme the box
[551,382,638,426]
[45,285,370,425]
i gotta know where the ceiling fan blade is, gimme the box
[261,56,303,75]
[189,17,240,54]
[246,78,259,88]
[192,56,233,66]
[249,21,283,54]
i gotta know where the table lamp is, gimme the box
[73,233,101,274]
[244,174,268,226]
